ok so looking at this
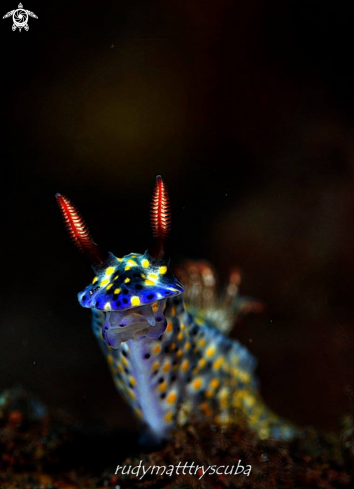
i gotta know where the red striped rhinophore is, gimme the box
[56,193,108,266]
[149,175,171,260]
[150,175,171,239]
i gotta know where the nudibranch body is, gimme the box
[56,176,296,443]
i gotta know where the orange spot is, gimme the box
[158,381,168,392]
[193,378,203,390]
[164,412,173,423]
[181,360,189,372]
[166,323,173,333]
[163,363,170,373]
[153,345,161,355]
[167,392,177,404]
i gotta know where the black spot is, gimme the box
[186,376,192,383]
[172,360,178,366]
[147,294,154,300]
[144,353,151,359]
[82,294,87,300]
[164,346,169,353]
[135,284,143,290]
[123,288,129,294]
[191,327,198,336]
[115,300,122,307]
[122,350,128,357]
[123,298,128,304]
[164,290,171,295]
[124,368,129,374]
[128,383,134,389]
[171,375,177,382]
[134,273,140,278]
[158,377,164,384]
[160,393,166,399]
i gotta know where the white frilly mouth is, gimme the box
[102,299,167,348]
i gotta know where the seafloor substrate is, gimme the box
[0,387,353,488]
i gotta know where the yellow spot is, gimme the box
[127,259,137,266]
[213,358,223,370]
[177,332,183,341]
[180,323,185,330]
[199,339,206,348]
[114,275,119,280]
[205,389,213,398]
[125,266,131,271]
[122,356,128,367]
[117,258,123,262]
[117,364,124,373]
[141,273,146,278]
[152,301,159,312]
[114,288,121,295]
[129,376,137,386]
[164,412,173,423]
[144,280,155,286]
[106,283,113,290]
[153,345,161,355]
[181,360,189,372]
[158,381,167,392]
[134,407,143,418]
[176,351,183,359]
[166,323,173,333]
[193,378,203,390]
[196,317,204,325]
[210,379,220,389]
[185,342,191,351]
[148,273,158,280]
[198,358,206,369]
[206,346,215,358]
[100,278,110,287]
[239,371,251,383]
[142,259,150,268]
[128,390,136,400]
[131,296,140,306]
[105,267,115,276]
[163,363,170,373]
[107,355,114,365]
[167,392,177,404]
[159,266,167,274]
[124,278,130,283]
[92,277,98,284]
[152,361,159,372]
[104,302,111,311]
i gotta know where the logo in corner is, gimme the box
[3,3,38,32]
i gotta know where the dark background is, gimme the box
[1,0,354,434]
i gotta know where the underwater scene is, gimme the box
[2,1,354,488]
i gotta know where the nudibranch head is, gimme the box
[78,251,184,311]
[57,175,184,347]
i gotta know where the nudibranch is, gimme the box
[56,176,297,443]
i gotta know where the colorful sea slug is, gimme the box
[56,176,297,443]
